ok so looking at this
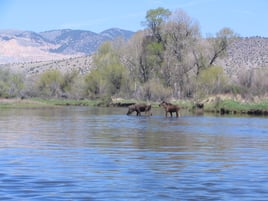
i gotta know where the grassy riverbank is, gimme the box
[32,98,100,106]
[0,98,54,109]
[111,97,268,116]
[203,99,268,115]
[0,98,101,109]
[1,97,268,116]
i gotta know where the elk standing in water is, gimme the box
[159,101,180,117]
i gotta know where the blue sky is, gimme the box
[0,0,267,36]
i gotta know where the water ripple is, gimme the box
[0,107,268,200]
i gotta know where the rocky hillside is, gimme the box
[1,55,93,76]
[0,28,134,64]
[0,34,267,79]
[217,36,268,76]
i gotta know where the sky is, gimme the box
[0,0,267,37]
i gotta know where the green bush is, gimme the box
[37,70,64,97]
[0,69,24,98]
[197,66,228,97]
[84,69,102,98]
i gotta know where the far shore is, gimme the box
[1,97,268,116]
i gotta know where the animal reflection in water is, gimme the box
[126,103,152,116]
[159,101,180,117]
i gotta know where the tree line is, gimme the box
[1,8,268,101]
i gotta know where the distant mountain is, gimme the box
[100,28,134,40]
[0,30,71,64]
[40,29,102,54]
[0,28,135,64]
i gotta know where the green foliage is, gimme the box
[62,69,79,93]
[0,69,24,98]
[64,71,86,99]
[144,7,171,42]
[86,41,129,98]
[204,99,268,114]
[37,70,64,97]
[140,40,164,83]
[104,63,126,95]
[32,98,99,106]
[84,69,102,98]
[98,96,113,107]
[146,42,164,65]
[197,66,228,97]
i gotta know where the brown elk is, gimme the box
[126,103,152,116]
[159,101,180,117]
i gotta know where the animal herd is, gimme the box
[126,101,180,117]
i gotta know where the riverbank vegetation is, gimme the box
[1,8,268,114]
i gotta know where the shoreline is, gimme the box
[1,97,268,116]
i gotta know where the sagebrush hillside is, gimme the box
[1,36,267,78]
[218,36,268,76]
[1,55,93,76]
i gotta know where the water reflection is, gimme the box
[0,107,268,200]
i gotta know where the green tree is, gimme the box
[138,38,164,83]
[161,9,200,97]
[138,8,171,84]
[85,41,128,98]
[62,70,79,93]
[37,70,64,97]
[143,7,171,42]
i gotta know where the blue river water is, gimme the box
[0,107,268,200]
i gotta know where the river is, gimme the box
[0,107,268,200]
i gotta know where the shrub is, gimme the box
[135,79,172,101]
[197,65,228,97]
[0,69,24,98]
[36,70,64,97]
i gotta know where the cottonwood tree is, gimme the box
[137,7,172,83]
[139,35,165,83]
[161,9,200,97]
[119,8,237,99]
[209,28,237,65]
[122,31,145,81]
[143,7,171,43]
[120,31,146,98]
[86,41,128,98]
[194,27,237,75]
